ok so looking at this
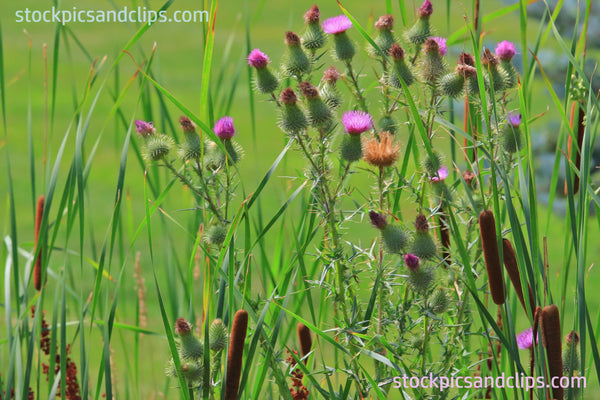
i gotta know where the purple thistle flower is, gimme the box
[214,116,236,140]
[431,37,447,56]
[516,327,536,350]
[135,120,155,137]
[247,49,270,69]
[322,15,352,35]
[496,41,516,61]
[405,254,420,271]
[342,110,373,135]
[430,166,449,183]
[418,0,433,18]
[369,211,387,230]
[507,112,522,127]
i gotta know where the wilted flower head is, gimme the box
[285,31,301,46]
[247,49,270,68]
[175,317,192,336]
[482,48,498,66]
[415,214,429,233]
[299,81,320,99]
[369,211,387,229]
[135,120,155,137]
[430,37,447,56]
[496,41,516,61]
[322,15,352,35]
[516,327,537,349]
[389,43,405,60]
[304,4,320,23]
[280,87,298,105]
[507,112,522,127]
[462,170,476,187]
[363,131,400,167]
[179,116,196,133]
[322,66,341,83]
[457,64,477,78]
[342,111,373,135]
[214,116,236,139]
[375,15,394,30]
[405,254,420,271]
[459,52,475,67]
[430,166,449,182]
[418,0,433,18]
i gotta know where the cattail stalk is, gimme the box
[479,210,505,305]
[530,306,542,400]
[502,239,535,316]
[541,305,563,400]
[565,102,585,194]
[296,323,312,364]
[34,195,45,291]
[224,310,249,400]
[438,207,451,264]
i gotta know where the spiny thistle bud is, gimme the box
[34,195,45,291]
[363,132,400,167]
[282,31,311,77]
[496,41,518,89]
[144,134,173,161]
[299,81,332,128]
[438,71,465,98]
[387,44,415,88]
[501,112,522,153]
[175,317,204,360]
[378,116,397,134]
[382,223,410,254]
[179,116,204,161]
[279,88,308,134]
[414,214,429,232]
[368,15,395,57]
[429,288,450,314]
[204,223,228,246]
[302,5,326,50]
[322,15,355,61]
[406,0,433,45]
[180,361,204,383]
[224,310,249,400]
[296,323,312,363]
[418,38,447,84]
[479,210,506,305]
[248,49,279,94]
[411,230,437,259]
[135,119,156,137]
[320,66,342,110]
[369,211,388,230]
[209,319,228,352]
[563,331,580,375]
[340,134,363,162]
[422,151,443,175]
[482,49,508,93]
[541,305,563,400]
[407,266,435,294]
[404,253,420,271]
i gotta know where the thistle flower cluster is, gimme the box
[165,318,228,390]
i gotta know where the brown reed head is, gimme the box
[34,195,45,291]
[541,305,563,400]
[478,210,505,305]
[296,323,312,363]
[224,310,249,400]
[502,239,535,315]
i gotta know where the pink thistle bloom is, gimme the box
[342,110,373,135]
[507,112,522,127]
[135,120,155,137]
[418,0,433,18]
[516,327,537,350]
[214,116,236,139]
[496,41,516,61]
[430,166,449,183]
[322,15,352,35]
[431,37,447,56]
[247,49,270,69]
[404,254,420,271]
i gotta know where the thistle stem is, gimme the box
[345,61,368,113]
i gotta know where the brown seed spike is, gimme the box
[224,310,249,400]
[502,239,535,315]
[478,210,506,305]
[296,323,312,364]
[541,305,563,400]
[34,195,45,291]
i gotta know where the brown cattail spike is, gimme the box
[541,305,563,400]
[478,210,506,305]
[224,310,249,400]
[34,195,45,291]
[502,239,535,315]
[296,323,312,364]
